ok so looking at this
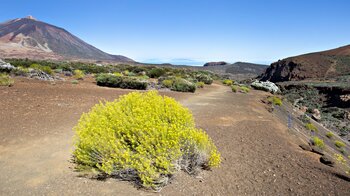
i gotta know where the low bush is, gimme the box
[159,77,196,93]
[71,80,79,84]
[326,131,334,138]
[196,81,205,88]
[231,85,238,93]
[113,72,123,77]
[96,74,147,90]
[171,78,196,93]
[195,74,213,85]
[305,123,318,132]
[0,73,14,86]
[240,86,250,93]
[161,79,173,88]
[335,140,346,148]
[74,69,85,80]
[11,66,29,76]
[268,96,282,106]
[147,68,166,78]
[73,91,220,189]
[312,136,325,149]
[30,64,53,75]
[222,79,233,86]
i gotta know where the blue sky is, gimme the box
[1,0,350,65]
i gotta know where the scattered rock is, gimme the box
[312,108,321,121]
[299,144,312,151]
[320,155,335,167]
[29,69,54,81]
[300,106,307,114]
[251,80,280,94]
[0,59,15,71]
[63,71,73,76]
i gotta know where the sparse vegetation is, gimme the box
[268,96,282,106]
[231,85,238,93]
[161,79,173,88]
[222,79,233,86]
[71,80,79,84]
[196,81,205,88]
[312,136,325,149]
[0,73,14,86]
[239,86,250,93]
[334,140,346,148]
[30,63,53,75]
[73,91,220,189]
[326,131,334,138]
[305,123,318,132]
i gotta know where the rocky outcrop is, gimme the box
[251,80,280,94]
[0,59,15,71]
[260,45,350,82]
[203,61,229,67]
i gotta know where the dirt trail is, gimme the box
[0,79,349,195]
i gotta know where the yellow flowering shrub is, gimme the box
[74,69,85,79]
[73,91,220,189]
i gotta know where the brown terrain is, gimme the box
[1,77,349,195]
[260,45,350,82]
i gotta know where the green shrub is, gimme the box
[312,136,325,149]
[73,91,220,189]
[113,72,123,77]
[74,69,85,80]
[222,79,233,86]
[195,74,213,85]
[171,77,196,93]
[305,123,318,132]
[240,86,250,93]
[11,66,29,76]
[147,68,166,78]
[326,131,334,138]
[0,73,14,86]
[96,74,147,90]
[196,81,205,88]
[268,96,282,106]
[335,140,346,148]
[231,85,238,93]
[30,64,53,75]
[71,80,79,84]
[162,79,174,88]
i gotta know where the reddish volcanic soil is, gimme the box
[0,78,349,195]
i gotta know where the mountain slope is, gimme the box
[260,45,350,82]
[0,16,133,62]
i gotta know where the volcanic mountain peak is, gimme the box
[25,15,37,20]
[0,17,133,62]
